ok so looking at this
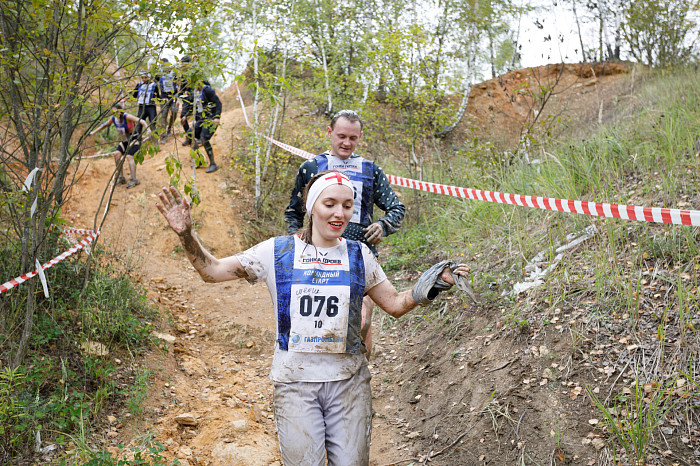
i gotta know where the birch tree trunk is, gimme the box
[436,0,478,139]
[510,0,524,70]
[262,2,292,178]
[572,0,587,62]
[252,0,262,209]
[314,0,332,114]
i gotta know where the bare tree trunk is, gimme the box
[13,280,37,367]
[10,0,62,367]
[435,83,472,138]
[510,0,524,70]
[598,6,604,61]
[262,35,289,178]
[488,27,496,79]
[262,0,295,178]
[253,0,262,210]
[436,1,477,139]
[572,0,587,62]
[314,0,332,115]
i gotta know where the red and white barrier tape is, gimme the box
[236,85,315,160]
[387,175,700,226]
[235,86,700,227]
[0,229,100,294]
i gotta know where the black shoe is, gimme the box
[205,164,219,173]
[126,178,141,189]
[116,175,127,185]
[182,139,191,146]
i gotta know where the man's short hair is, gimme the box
[330,109,363,130]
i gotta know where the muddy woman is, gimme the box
[156,170,470,465]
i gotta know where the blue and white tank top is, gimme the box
[111,114,132,140]
[160,71,175,95]
[315,153,374,226]
[273,235,364,354]
[235,235,387,382]
[136,82,157,105]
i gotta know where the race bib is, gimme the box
[137,84,147,104]
[326,157,364,224]
[161,74,174,93]
[287,258,350,353]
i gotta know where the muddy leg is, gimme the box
[111,151,126,184]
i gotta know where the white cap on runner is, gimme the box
[306,172,354,216]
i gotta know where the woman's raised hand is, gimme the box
[156,186,192,236]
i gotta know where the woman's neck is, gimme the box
[310,232,341,249]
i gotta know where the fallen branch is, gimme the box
[485,359,515,374]
[429,427,472,458]
[381,426,475,466]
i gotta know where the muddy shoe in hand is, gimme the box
[205,164,219,173]
[126,178,140,189]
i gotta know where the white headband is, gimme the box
[306,172,354,216]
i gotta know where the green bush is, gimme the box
[0,238,156,461]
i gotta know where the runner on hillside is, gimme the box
[156,58,178,144]
[156,170,469,465]
[177,55,194,147]
[90,103,150,188]
[285,109,405,358]
[187,79,222,173]
[133,71,159,136]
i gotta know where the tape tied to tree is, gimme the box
[0,229,100,294]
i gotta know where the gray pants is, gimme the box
[273,365,372,466]
[160,99,178,131]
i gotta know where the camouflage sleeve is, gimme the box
[284,159,318,234]
[372,163,405,236]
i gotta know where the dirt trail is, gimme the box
[65,98,409,466]
[66,100,288,465]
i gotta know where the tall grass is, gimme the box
[383,64,700,461]
[588,378,678,465]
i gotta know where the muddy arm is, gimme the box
[367,264,469,318]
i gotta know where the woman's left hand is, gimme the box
[440,263,470,285]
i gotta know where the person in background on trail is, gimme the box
[177,55,194,147]
[156,169,470,466]
[188,79,222,173]
[90,102,150,189]
[285,109,405,359]
[133,71,159,136]
[156,58,178,144]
